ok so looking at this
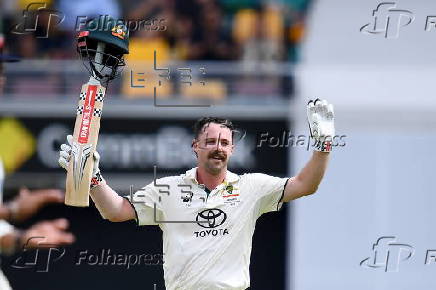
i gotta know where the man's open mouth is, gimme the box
[210,156,225,161]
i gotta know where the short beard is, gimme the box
[204,159,227,175]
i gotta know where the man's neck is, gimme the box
[196,166,226,191]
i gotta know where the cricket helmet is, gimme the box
[77,16,129,83]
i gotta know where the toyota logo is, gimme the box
[196,209,227,228]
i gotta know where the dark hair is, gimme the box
[192,117,235,141]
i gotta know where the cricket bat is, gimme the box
[65,43,106,207]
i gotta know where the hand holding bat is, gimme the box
[59,135,105,191]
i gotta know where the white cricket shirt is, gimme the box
[125,167,288,290]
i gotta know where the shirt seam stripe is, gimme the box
[277,178,290,211]
[123,196,140,226]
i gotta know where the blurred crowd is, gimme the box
[1,0,311,62]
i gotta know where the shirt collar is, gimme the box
[183,167,240,185]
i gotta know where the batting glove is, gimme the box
[58,135,106,189]
[307,99,335,152]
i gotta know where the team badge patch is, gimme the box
[222,184,240,206]
[111,25,126,39]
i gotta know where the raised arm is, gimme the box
[282,99,335,202]
[282,151,330,202]
[59,135,135,222]
[89,183,135,222]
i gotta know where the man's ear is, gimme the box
[192,139,198,157]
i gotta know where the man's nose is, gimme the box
[214,141,227,151]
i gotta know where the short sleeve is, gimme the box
[248,173,289,215]
[124,182,164,226]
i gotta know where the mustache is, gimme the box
[208,151,227,160]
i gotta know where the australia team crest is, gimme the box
[222,184,241,206]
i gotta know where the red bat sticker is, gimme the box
[78,85,97,144]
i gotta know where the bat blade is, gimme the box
[65,82,105,207]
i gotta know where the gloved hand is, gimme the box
[58,135,105,189]
[307,99,335,152]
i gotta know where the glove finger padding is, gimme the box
[58,156,68,170]
[59,136,73,170]
[307,99,335,152]
[327,104,334,119]
[60,144,71,153]
[66,135,73,146]
[59,150,70,160]
[92,151,101,177]
[310,113,321,138]
[306,101,317,137]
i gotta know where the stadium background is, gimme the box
[1,0,435,289]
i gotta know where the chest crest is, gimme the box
[222,184,241,206]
